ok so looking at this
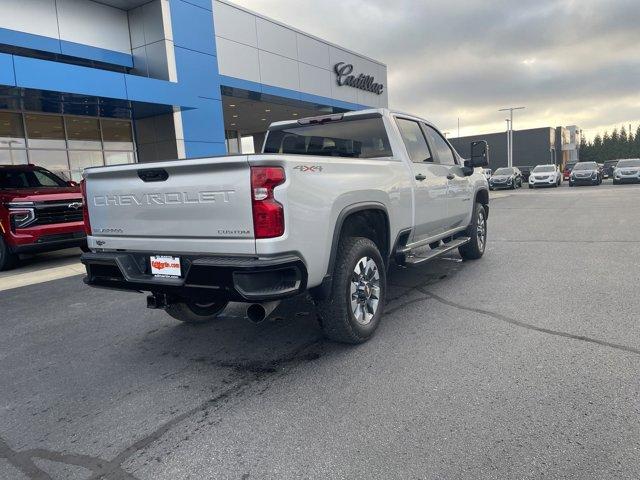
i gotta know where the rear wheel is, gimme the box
[165,300,228,324]
[459,202,487,260]
[0,237,17,271]
[317,237,386,344]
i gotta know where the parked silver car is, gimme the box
[528,164,561,188]
[613,159,640,184]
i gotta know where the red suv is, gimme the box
[0,165,86,270]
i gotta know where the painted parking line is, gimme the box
[0,263,85,292]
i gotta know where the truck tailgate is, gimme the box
[83,156,256,255]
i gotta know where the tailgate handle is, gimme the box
[138,168,169,182]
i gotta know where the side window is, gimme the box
[395,118,433,163]
[33,170,61,187]
[422,124,457,166]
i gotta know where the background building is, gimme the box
[450,125,581,170]
[0,0,387,180]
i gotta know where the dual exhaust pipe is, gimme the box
[245,300,280,324]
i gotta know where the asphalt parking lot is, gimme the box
[2,182,640,480]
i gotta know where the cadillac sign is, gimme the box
[333,62,384,95]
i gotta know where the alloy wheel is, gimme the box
[350,257,381,325]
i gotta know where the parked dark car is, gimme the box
[520,166,532,182]
[563,162,576,181]
[602,160,619,178]
[569,161,602,187]
[489,166,523,190]
[0,164,87,270]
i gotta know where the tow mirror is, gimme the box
[466,140,489,168]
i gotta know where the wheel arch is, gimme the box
[310,202,390,300]
[475,188,489,218]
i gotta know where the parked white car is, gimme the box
[529,164,561,188]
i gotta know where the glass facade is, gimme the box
[0,111,136,181]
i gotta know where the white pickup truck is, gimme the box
[81,109,490,343]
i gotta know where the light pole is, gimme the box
[505,119,511,167]
[499,106,525,167]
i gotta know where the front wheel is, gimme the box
[165,300,228,324]
[317,237,386,344]
[0,237,17,271]
[459,202,487,260]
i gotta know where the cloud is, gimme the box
[229,0,640,139]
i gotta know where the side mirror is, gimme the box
[466,140,489,168]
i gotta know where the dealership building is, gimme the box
[0,0,388,180]
[450,125,581,170]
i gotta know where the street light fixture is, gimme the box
[505,119,511,168]
[499,106,525,167]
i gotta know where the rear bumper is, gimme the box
[81,251,307,302]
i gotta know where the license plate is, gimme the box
[150,255,182,277]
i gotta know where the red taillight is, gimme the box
[251,166,285,238]
[80,179,92,235]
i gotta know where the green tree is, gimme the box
[601,131,611,161]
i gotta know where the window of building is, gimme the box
[28,150,69,174]
[421,124,457,165]
[1,110,136,178]
[25,114,66,149]
[395,118,432,163]
[0,112,26,148]
[66,116,101,150]
[101,119,134,151]
[104,151,135,165]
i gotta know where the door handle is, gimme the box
[446,173,455,180]
[415,174,426,181]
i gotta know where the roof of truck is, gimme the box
[268,108,439,130]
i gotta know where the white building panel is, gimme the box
[259,50,299,92]
[213,0,258,47]
[213,0,386,108]
[296,34,330,70]
[298,62,332,98]
[0,0,59,39]
[217,37,261,82]
[256,17,297,60]
[57,0,131,53]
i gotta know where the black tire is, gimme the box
[80,242,91,253]
[510,182,516,190]
[569,182,574,187]
[0,236,17,271]
[165,300,228,324]
[528,184,533,189]
[317,237,386,344]
[459,203,487,260]
[613,179,619,185]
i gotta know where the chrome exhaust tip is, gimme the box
[246,301,281,323]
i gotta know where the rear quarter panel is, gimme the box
[249,154,413,287]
